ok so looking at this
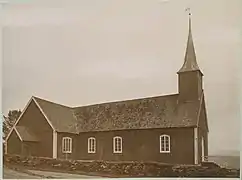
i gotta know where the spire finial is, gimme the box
[185,7,191,16]
[185,7,192,32]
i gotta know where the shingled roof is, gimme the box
[33,93,202,134]
[74,94,201,132]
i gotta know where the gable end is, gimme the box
[202,94,209,132]
[196,90,209,132]
[32,97,55,130]
[6,96,55,142]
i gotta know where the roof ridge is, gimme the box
[32,93,179,110]
[33,96,71,109]
[73,93,179,109]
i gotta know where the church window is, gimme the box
[88,137,96,153]
[113,136,122,153]
[160,135,170,153]
[62,137,72,153]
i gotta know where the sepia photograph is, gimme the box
[1,0,241,179]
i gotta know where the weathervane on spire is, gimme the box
[185,7,191,16]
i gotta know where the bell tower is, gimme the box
[177,11,203,103]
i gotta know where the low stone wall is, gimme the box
[3,154,240,178]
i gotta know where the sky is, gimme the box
[1,0,241,156]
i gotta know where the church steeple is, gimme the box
[177,11,204,103]
[178,12,203,75]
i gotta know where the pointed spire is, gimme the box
[178,11,202,74]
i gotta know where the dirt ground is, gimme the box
[3,166,105,179]
[4,167,41,179]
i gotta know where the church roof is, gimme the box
[33,93,202,133]
[15,126,39,142]
[178,15,202,74]
[73,94,201,132]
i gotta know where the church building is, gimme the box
[6,15,209,165]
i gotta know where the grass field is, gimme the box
[208,155,240,169]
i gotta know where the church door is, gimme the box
[22,143,31,156]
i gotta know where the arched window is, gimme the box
[88,137,96,153]
[113,136,122,153]
[62,137,72,153]
[160,135,170,153]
